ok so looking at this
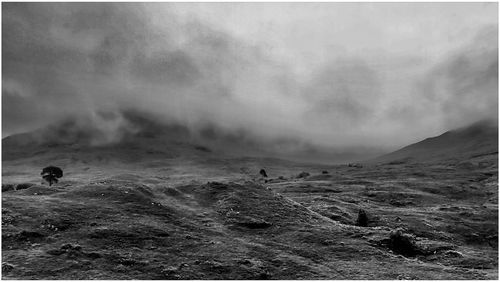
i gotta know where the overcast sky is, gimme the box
[2,2,498,150]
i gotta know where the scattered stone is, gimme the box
[47,249,66,256]
[161,266,180,279]
[41,218,72,231]
[256,271,271,279]
[237,259,253,265]
[397,274,413,280]
[194,145,211,152]
[2,263,14,273]
[356,209,369,227]
[162,266,177,274]
[15,183,35,190]
[296,172,310,178]
[390,200,414,207]
[235,218,272,229]
[60,243,73,250]
[117,258,140,266]
[86,252,102,259]
[389,229,419,257]
[2,184,15,192]
[16,230,45,241]
[61,243,82,251]
[321,239,336,246]
[2,213,15,226]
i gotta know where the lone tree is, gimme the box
[41,166,63,186]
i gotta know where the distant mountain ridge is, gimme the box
[2,110,383,165]
[369,119,498,164]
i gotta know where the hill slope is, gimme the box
[2,115,498,279]
[369,120,498,164]
[2,110,383,165]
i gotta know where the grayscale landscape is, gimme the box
[2,2,498,280]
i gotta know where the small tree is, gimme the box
[259,169,268,178]
[41,166,63,186]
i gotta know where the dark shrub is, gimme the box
[322,171,329,174]
[356,209,368,227]
[2,263,14,273]
[16,230,45,241]
[389,230,419,257]
[296,172,310,178]
[47,249,66,256]
[2,184,15,192]
[61,243,82,251]
[235,218,272,229]
[194,145,212,152]
[259,169,268,178]
[15,183,35,190]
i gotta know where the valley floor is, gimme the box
[2,158,498,279]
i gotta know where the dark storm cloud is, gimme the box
[2,3,224,136]
[2,2,295,142]
[2,3,498,152]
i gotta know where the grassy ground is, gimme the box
[2,153,498,279]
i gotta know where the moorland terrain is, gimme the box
[2,116,498,279]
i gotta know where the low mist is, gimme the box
[2,3,498,159]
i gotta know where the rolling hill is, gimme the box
[369,119,498,164]
[2,115,498,279]
[2,110,383,166]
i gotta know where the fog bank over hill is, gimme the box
[2,3,498,153]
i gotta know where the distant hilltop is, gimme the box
[368,119,498,164]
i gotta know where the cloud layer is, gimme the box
[2,3,498,154]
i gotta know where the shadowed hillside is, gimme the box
[369,119,498,164]
[2,110,384,165]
